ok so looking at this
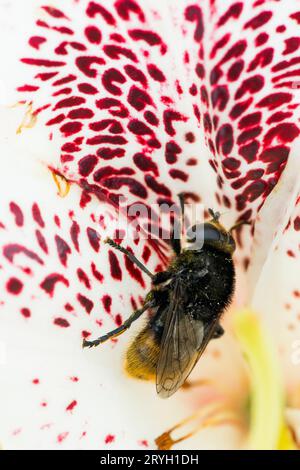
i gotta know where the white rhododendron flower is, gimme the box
[0,0,299,450]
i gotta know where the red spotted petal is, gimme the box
[14,0,300,226]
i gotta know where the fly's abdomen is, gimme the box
[124,326,160,381]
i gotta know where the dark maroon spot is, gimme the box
[40,274,69,296]
[77,269,91,289]
[124,64,147,85]
[104,44,137,62]
[244,11,272,29]
[210,66,223,85]
[210,33,231,60]
[223,158,241,170]
[80,191,92,209]
[144,175,171,197]
[94,165,134,181]
[88,134,127,146]
[102,294,112,313]
[185,132,195,143]
[54,96,85,111]
[89,118,123,133]
[227,59,244,82]
[78,83,98,94]
[263,123,299,146]
[203,113,212,133]
[70,221,80,252]
[86,1,116,25]
[66,400,77,412]
[102,68,126,95]
[290,12,300,24]
[186,158,198,166]
[294,216,300,231]
[144,111,159,126]
[128,119,152,135]
[9,202,24,227]
[77,294,94,314]
[105,434,115,444]
[91,262,104,283]
[163,110,187,137]
[35,72,58,81]
[189,84,198,95]
[21,58,65,67]
[42,6,67,18]
[237,126,262,145]
[36,230,48,254]
[109,250,122,280]
[68,108,94,119]
[46,114,65,126]
[79,155,98,177]
[255,32,269,46]
[85,26,102,44]
[97,148,125,159]
[185,5,204,42]
[76,56,105,78]
[230,97,253,119]
[195,63,205,79]
[32,203,45,228]
[60,121,83,136]
[21,308,31,318]
[235,75,264,100]
[133,153,158,175]
[115,314,122,326]
[147,64,165,82]
[267,111,293,124]
[62,142,81,153]
[283,37,300,55]
[128,29,163,47]
[239,141,259,162]
[55,235,71,267]
[216,124,234,155]
[3,244,43,265]
[115,0,145,22]
[54,317,70,328]
[127,86,153,111]
[17,85,40,92]
[211,86,229,111]
[259,146,289,174]
[219,40,247,66]
[52,74,76,87]
[257,92,292,110]
[272,57,300,73]
[217,2,243,26]
[65,303,74,312]
[169,169,188,182]
[103,177,147,198]
[29,36,46,50]
[53,87,72,97]
[247,48,274,72]
[239,112,262,129]
[7,277,23,295]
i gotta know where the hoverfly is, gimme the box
[83,195,244,398]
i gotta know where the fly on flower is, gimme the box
[83,195,246,398]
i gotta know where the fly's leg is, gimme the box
[105,238,153,279]
[171,193,185,255]
[83,301,154,348]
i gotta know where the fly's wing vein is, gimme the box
[156,280,208,398]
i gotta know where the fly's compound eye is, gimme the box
[186,223,221,244]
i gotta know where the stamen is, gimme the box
[51,171,71,198]
[155,403,242,450]
[16,103,37,134]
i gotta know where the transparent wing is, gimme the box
[156,281,220,398]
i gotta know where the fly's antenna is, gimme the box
[229,220,251,233]
[208,208,221,222]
